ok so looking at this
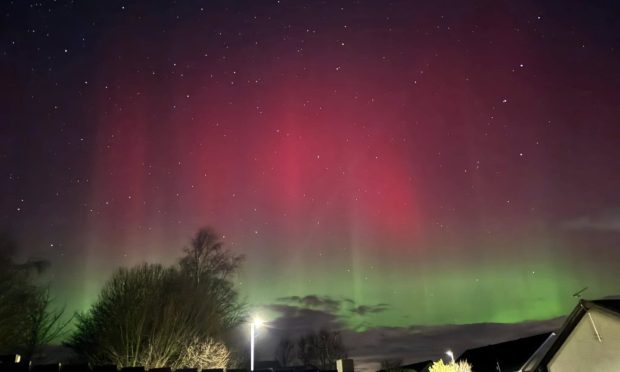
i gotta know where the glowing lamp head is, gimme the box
[446,350,454,363]
[252,316,264,328]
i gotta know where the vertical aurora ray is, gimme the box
[2,0,620,332]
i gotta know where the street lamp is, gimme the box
[446,350,455,364]
[251,317,264,371]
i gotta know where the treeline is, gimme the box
[66,227,245,369]
[0,233,69,359]
[274,330,347,370]
[0,228,245,369]
[1,227,350,370]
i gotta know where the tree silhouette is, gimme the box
[0,233,69,359]
[179,227,245,334]
[67,227,245,368]
[275,337,295,367]
[296,329,347,369]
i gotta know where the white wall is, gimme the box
[549,308,620,371]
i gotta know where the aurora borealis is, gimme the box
[2,0,620,365]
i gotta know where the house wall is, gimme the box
[548,308,620,371]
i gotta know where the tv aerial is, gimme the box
[573,286,588,299]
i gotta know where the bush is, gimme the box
[428,359,473,372]
[177,337,230,369]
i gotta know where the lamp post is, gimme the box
[446,350,455,364]
[251,317,263,371]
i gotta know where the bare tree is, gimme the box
[68,264,178,367]
[24,288,72,358]
[175,337,230,369]
[179,227,245,335]
[296,329,347,369]
[316,329,347,370]
[275,337,295,367]
[0,233,69,358]
[67,227,245,368]
[296,334,317,367]
[180,227,243,286]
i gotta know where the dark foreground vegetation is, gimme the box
[0,233,69,360]
[1,228,245,369]
[1,228,349,371]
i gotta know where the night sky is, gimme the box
[2,0,620,367]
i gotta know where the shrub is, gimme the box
[428,359,473,372]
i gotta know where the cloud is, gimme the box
[276,295,391,319]
[563,214,620,232]
[350,303,390,315]
[263,303,344,334]
[277,295,342,313]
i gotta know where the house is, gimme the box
[376,360,431,372]
[516,333,556,371]
[456,333,552,372]
[521,299,620,372]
